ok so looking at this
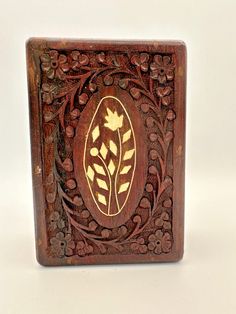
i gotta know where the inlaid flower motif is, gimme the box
[40,50,70,80]
[131,53,149,72]
[148,230,171,254]
[76,241,93,256]
[50,232,75,257]
[150,55,174,83]
[155,212,171,230]
[104,108,123,131]
[49,211,65,231]
[157,86,172,106]
[71,51,89,70]
[130,237,148,254]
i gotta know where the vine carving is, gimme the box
[40,48,176,259]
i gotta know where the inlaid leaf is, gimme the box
[120,165,132,174]
[118,182,130,194]
[100,143,108,159]
[92,125,100,142]
[97,193,107,205]
[87,166,95,181]
[108,159,115,175]
[96,178,108,190]
[93,163,106,176]
[123,149,135,161]
[109,140,117,156]
[122,129,131,143]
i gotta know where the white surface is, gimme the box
[0,0,236,313]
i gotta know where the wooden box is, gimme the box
[26,38,186,266]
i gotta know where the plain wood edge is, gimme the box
[25,37,187,48]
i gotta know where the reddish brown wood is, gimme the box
[26,38,186,266]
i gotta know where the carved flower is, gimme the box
[131,53,149,72]
[157,86,172,106]
[96,52,119,66]
[150,55,174,83]
[41,83,57,105]
[71,51,89,70]
[148,230,171,254]
[166,109,176,121]
[50,232,75,257]
[40,50,70,80]
[155,212,171,230]
[104,108,123,131]
[130,237,148,254]
[76,241,93,256]
[49,211,65,231]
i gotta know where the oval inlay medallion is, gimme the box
[74,87,147,228]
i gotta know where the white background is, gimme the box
[0,0,236,313]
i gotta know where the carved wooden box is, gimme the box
[26,38,186,266]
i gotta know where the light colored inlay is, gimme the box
[122,129,131,143]
[118,182,130,194]
[100,143,108,159]
[92,125,100,142]
[96,178,108,190]
[123,149,135,161]
[83,96,137,217]
[120,165,132,175]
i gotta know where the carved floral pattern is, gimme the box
[41,83,57,105]
[147,230,172,255]
[40,50,69,80]
[76,241,94,256]
[130,237,148,254]
[131,53,149,72]
[40,48,176,258]
[49,232,75,257]
[155,211,171,230]
[49,211,65,231]
[150,55,174,83]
